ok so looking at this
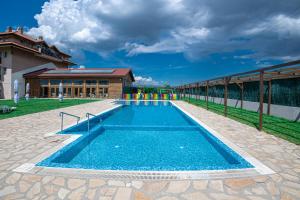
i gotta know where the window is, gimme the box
[86,80,97,85]
[50,80,61,85]
[4,51,7,58]
[62,79,72,85]
[40,79,48,86]
[73,80,83,85]
[99,80,109,85]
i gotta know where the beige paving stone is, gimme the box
[251,186,267,195]
[67,186,86,200]
[67,178,86,189]
[100,187,117,196]
[247,196,269,200]
[282,181,300,189]
[157,196,178,200]
[143,181,168,194]
[166,181,190,194]
[193,180,208,190]
[87,188,97,199]
[134,191,152,200]
[181,192,211,200]
[280,192,296,200]
[58,188,70,199]
[43,184,59,195]
[132,181,144,189]
[266,181,279,195]
[280,173,299,182]
[52,177,65,186]
[89,179,106,188]
[253,176,269,183]
[5,173,21,185]
[22,174,42,182]
[114,187,132,200]
[26,182,41,199]
[280,186,300,198]
[0,186,16,197]
[42,176,55,184]
[224,178,255,190]
[210,193,246,200]
[208,180,224,192]
[19,180,32,193]
[107,180,125,187]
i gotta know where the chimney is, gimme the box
[38,36,43,40]
[16,27,24,34]
[6,26,13,32]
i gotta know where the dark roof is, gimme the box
[23,68,135,81]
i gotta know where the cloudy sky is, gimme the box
[1,0,300,85]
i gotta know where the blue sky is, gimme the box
[1,0,299,86]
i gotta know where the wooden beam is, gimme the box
[48,80,50,98]
[267,80,272,115]
[259,71,264,131]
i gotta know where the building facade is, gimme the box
[0,27,134,99]
[23,68,134,99]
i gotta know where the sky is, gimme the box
[1,0,300,86]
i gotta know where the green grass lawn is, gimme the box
[0,98,100,120]
[183,97,300,145]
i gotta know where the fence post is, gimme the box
[267,80,272,115]
[241,82,244,109]
[224,78,228,117]
[259,71,264,131]
[206,81,209,109]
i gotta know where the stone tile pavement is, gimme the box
[0,100,299,199]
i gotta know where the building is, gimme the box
[0,27,134,99]
[23,68,134,99]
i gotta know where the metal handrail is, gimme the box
[59,112,80,133]
[86,113,97,133]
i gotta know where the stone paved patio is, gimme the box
[0,100,299,200]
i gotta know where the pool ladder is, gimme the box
[86,113,97,133]
[59,112,80,133]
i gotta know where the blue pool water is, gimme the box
[38,101,253,171]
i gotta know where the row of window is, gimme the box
[40,85,109,98]
[39,79,109,86]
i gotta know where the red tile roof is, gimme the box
[23,68,135,81]
[0,30,72,59]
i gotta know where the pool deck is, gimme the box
[0,100,299,199]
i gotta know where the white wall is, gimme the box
[11,63,57,98]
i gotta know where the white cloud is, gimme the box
[133,75,161,86]
[28,0,300,61]
[244,14,300,37]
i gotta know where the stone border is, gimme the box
[13,100,275,180]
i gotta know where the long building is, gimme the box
[0,27,134,99]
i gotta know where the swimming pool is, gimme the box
[38,101,253,171]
